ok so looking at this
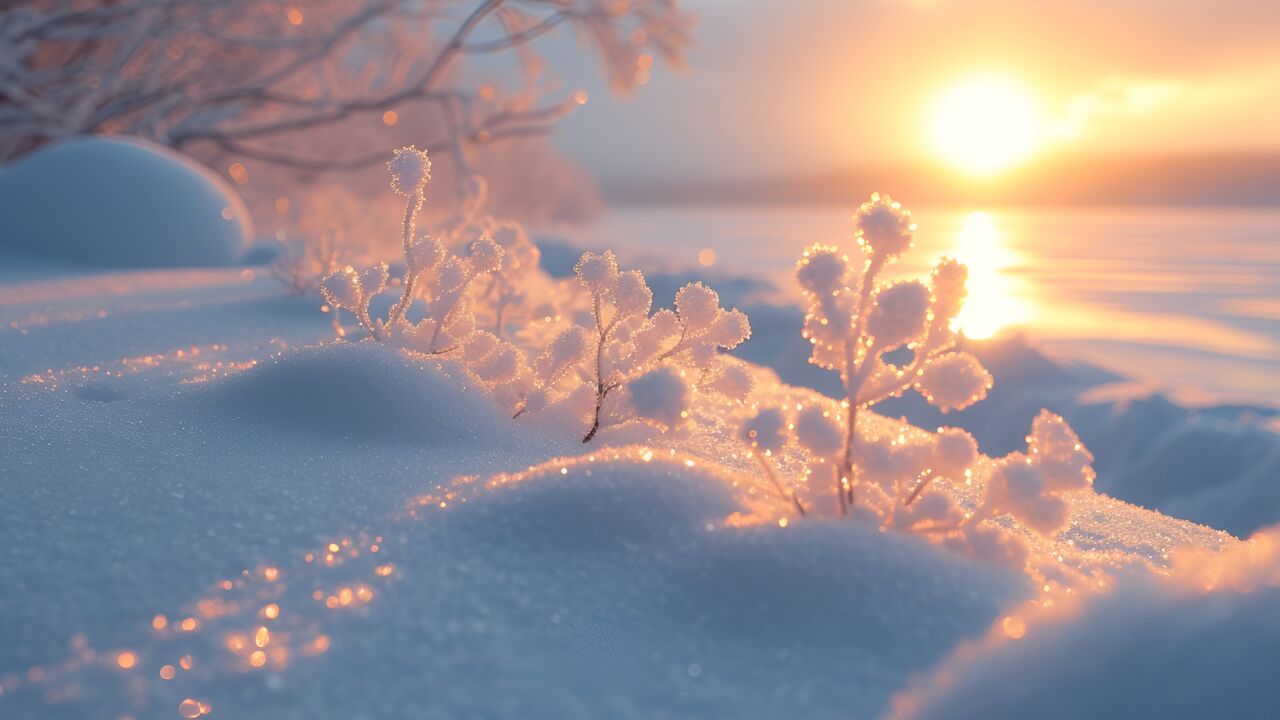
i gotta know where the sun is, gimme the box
[930,77,1040,176]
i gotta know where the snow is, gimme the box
[889,526,1280,720]
[0,137,251,268]
[194,343,527,445]
[0,234,1260,718]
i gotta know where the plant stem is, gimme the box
[583,291,613,443]
[903,470,934,506]
[755,450,807,517]
[386,189,423,328]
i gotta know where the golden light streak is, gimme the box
[950,211,1029,339]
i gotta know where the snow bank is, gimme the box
[889,526,1280,720]
[193,342,518,444]
[0,137,251,267]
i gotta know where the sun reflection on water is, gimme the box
[949,211,1031,340]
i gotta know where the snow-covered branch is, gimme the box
[0,0,691,171]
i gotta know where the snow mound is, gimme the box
[889,525,1280,720]
[0,137,251,267]
[193,342,516,444]
[223,454,1026,720]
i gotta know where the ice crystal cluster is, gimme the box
[319,147,751,442]
[736,193,1099,572]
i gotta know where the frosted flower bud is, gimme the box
[708,308,751,347]
[388,146,431,196]
[626,367,690,430]
[933,427,978,476]
[740,407,788,453]
[795,245,849,295]
[613,270,653,319]
[856,192,914,259]
[320,267,362,311]
[359,263,389,297]
[900,491,962,527]
[446,306,476,339]
[574,250,619,291]
[436,256,471,291]
[399,319,437,353]
[705,359,754,401]
[674,282,720,330]
[890,441,934,479]
[987,458,1070,536]
[866,280,930,349]
[930,257,969,323]
[472,342,522,383]
[534,326,590,385]
[462,330,501,363]
[469,234,504,274]
[795,405,842,456]
[632,309,680,361]
[407,234,446,271]
[687,341,718,369]
[1029,410,1096,491]
[914,351,992,412]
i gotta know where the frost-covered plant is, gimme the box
[795,193,994,512]
[272,232,341,296]
[396,234,505,354]
[511,326,593,418]
[853,425,979,534]
[751,400,1095,568]
[571,251,751,442]
[741,408,808,517]
[439,176,545,336]
[320,147,509,351]
[970,410,1096,533]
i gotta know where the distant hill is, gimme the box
[603,154,1280,207]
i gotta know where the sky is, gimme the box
[547,0,1280,188]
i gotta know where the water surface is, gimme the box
[553,205,1280,407]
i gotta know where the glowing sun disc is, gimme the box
[931,77,1040,175]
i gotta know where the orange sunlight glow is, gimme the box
[930,77,1040,176]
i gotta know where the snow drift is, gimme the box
[194,342,522,445]
[889,524,1280,720]
[0,137,252,267]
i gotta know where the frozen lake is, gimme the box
[551,204,1280,408]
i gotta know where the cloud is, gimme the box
[1047,77,1184,141]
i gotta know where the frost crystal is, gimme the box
[387,146,431,197]
[855,192,915,260]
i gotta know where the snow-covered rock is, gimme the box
[0,137,252,267]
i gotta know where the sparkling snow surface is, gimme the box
[0,265,1239,718]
